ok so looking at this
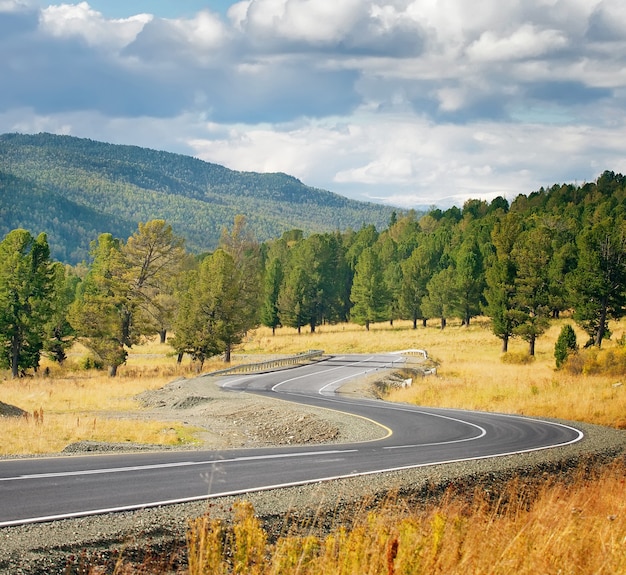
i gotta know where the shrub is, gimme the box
[564,345,626,376]
[501,351,535,365]
[78,355,104,370]
[554,324,578,369]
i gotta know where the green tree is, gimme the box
[44,263,79,364]
[378,235,402,325]
[399,248,425,329]
[554,324,578,369]
[421,267,459,329]
[68,234,132,376]
[511,226,552,356]
[260,256,283,335]
[568,216,626,347]
[454,238,485,326]
[219,216,262,353]
[278,259,314,334]
[121,219,187,343]
[173,249,253,366]
[171,267,221,368]
[0,230,55,377]
[349,247,389,330]
[483,213,522,352]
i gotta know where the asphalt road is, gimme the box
[0,354,583,527]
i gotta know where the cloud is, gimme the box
[1,0,626,209]
[466,24,568,62]
[40,2,152,50]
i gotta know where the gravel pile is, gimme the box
[1,372,625,574]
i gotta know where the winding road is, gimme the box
[0,353,584,527]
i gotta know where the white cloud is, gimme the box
[39,2,151,50]
[169,9,228,50]
[231,0,364,44]
[467,24,568,62]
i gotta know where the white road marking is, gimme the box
[0,449,357,482]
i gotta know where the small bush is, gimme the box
[501,351,535,365]
[78,355,104,370]
[564,346,626,376]
[554,324,578,369]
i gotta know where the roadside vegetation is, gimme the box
[186,460,625,575]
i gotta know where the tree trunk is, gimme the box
[501,335,509,353]
[529,335,536,356]
[11,335,20,378]
[108,364,118,377]
[159,329,167,344]
[422,318,427,327]
[224,344,232,363]
[595,300,608,347]
[412,317,417,329]
[177,352,184,364]
[440,316,446,329]
[365,320,370,331]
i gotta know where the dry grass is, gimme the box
[0,341,228,455]
[184,460,626,575]
[240,318,626,430]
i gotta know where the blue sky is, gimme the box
[2,1,626,209]
[84,1,234,18]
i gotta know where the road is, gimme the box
[0,354,583,527]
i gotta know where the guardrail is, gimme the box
[208,350,325,376]
[390,349,429,359]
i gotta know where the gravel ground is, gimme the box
[1,369,625,574]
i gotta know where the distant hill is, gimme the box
[0,133,399,264]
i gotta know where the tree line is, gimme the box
[1,170,625,378]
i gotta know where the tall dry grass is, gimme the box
[185,460,626,575]
[0,342,219,455]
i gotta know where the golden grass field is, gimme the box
[1,317,625,455]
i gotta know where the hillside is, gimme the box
[0,132,398,263]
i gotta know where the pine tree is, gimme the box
[121,219,187,343]
[568,216,626,347]
[260,257,283,335]
[421,267,459,329]
[68,233,133,376]
[349,247,389,330]
[554,324,578,369]
[0,230,55,377]
[483,213,522,352]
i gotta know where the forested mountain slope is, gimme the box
[0,132,397,263]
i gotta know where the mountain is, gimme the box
[0,132,399,264]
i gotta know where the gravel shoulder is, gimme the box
[1,368,625,574]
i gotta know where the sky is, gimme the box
[2,1,626,209]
